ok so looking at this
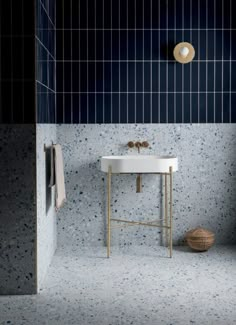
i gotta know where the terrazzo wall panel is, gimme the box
[0,125,37,294]
[57,124,236,249]
[36,124,57,290]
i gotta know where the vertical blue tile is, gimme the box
[104,0,111,28]
[184,64,190,92]
[199,93,206,123]
[120,0,128,29]
[222,93,230,123]
[64,95,71,123]
[184,93,191,123]
[112,94,119,123]
[199,0,206,28]
[230,94,236,123]
[144,0,151,29]
[191,93,198,123]
[104,63,112,92]
[104,94,112,123]
[151,0,159,29]
[144,30,151,60]
[168,93,174,123]
[96,94,104,124]
[136,63,143,92]
[72,94,80,123]
[215,93,222,123]
[120,63,127,93]
[231,31,236,60]
[128,93,135,123]
[231,63,236,91]
[152,93,159,123]
[144,94,151,123]
[152,62,159,92]
[136,93,143,123]
[120,94,128,123]
[207,93,214,123]
[56,94,63,124]
[207,0,215,29]
[200,64,207,92]
[80,94,88,123]
[144,62,151,92]
[112,62,119,92]
[160,93,166,123]
[88,93,96,123]
[176,93,182,123]
[175,64,183,92]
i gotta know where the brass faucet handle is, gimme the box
[127,141,135,148]
[135,141,142,148]
[142,141,149,148]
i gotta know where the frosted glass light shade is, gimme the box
[179,46,189,58]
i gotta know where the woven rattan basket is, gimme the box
[186,227,215,251]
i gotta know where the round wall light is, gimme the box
[173,42,195,64]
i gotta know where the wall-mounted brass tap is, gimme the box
[127,141,149,153]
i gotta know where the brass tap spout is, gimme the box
[135,141,142,153]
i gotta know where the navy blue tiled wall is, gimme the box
[0,0,35,123]
[36,0,56,123]
[53,0,236,124]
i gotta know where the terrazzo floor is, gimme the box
[0,245,235,325]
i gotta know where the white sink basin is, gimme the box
[101,155,178,173]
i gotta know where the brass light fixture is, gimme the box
[173,42,195,64]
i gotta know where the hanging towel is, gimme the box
[53,144,66,210]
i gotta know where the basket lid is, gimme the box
[186,227,214,238]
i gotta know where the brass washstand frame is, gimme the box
[106,165,173,258]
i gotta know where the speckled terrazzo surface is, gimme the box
[36,125,57,290]
[0,125,37,294]
[57,124,236,248]
[0,245,235,324]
